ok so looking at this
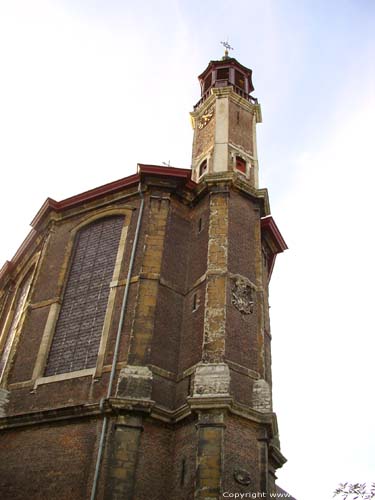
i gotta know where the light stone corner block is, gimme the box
[116,365,153,400]
[252,378,272,412]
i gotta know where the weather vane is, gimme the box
[220,40,233,59]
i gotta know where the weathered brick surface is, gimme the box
[133,419,173,500]
[170,419,197,500]
[0,420,97,500]
[7,372,110,415]
[151,373,175,409]
[229,368,254,406]
[223,414,264,495]
[152,285,183,374]
[228,100,254,155]
[179,281,205,373]
[225,300,259,372]
[186,197,210,287]
[160,202,190,292]
[8,306,49,383]
[228,194,258,280]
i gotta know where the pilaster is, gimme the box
[194,410,226,499]
[106,414,143,500]
[128,195,170,365]
[202,190,229,363]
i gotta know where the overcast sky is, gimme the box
[1,1,374,499]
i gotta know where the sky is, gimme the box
[0,1,374,499]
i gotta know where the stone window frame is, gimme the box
[198,158,208,178]
[32,207,133,387]
[0,256,39,387]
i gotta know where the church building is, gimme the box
[0,52,288,499]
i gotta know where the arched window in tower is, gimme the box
[199,159,208,178]
[235,156,247,174]
[44,216,124,376]
[0,271,33,383]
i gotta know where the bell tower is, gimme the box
[191,50,262,186]
[0,49,290,500]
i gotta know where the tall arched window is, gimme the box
[0,272,33,383]
[45,216,124,376]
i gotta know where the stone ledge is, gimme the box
[0,398,281,443]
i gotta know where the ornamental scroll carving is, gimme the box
[231,275,256,314]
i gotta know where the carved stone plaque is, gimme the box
[231,275,255,314]
[192,363,230,397]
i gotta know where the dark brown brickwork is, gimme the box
[152,285,183,374]
[229,368,254,406]
[133,420,173,500]
[228,100,254,154]
[45,216,124,376]
[9,305,49,383]
[170,419,197,500]
[0,420,97,500]
[7,372,109,414]
[187,197,210,286]
[228,194,258,280]
[223,414,264,495]
[179,281,205,373]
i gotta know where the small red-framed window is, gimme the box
[236,156,246,173]
[199,159,208,177]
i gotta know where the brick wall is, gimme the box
[0,420,98,500]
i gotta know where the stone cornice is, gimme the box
[191,172,270,216]
[0,397,281,442]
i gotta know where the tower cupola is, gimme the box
[190,55,262,187]
[196,57,256,109]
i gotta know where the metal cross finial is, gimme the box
[220,40,233,59]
